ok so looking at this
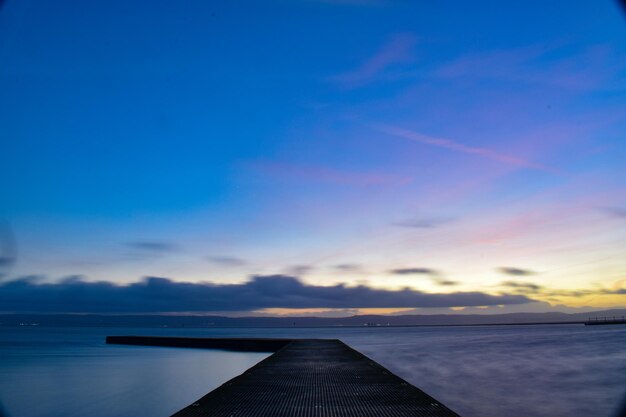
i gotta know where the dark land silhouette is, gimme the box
[3,309,626,328]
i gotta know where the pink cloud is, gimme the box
[374,124,557,173]
[329,33,418,88]
[459,184,623,253]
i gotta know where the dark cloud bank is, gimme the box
[0,275,531,314]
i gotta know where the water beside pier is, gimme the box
[0,327,269,417]
[1,324,625,417]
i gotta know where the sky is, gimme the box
[1,0,625,316]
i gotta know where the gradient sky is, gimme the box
[1,0,625,315]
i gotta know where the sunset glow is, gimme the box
[1,0,625,314]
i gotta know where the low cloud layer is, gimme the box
[0,275,531,313]
[500,281,626,299]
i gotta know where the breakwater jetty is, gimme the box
[106,336,460,417]
[585,316,626,325]
[105,335,289,352]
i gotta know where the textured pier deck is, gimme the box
[106,336,461,417]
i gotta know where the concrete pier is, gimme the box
[105,335,289,352]
[107,336,461,417]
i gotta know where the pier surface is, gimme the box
[107,336,460,417]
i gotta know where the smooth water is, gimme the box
[0,327,269,417]
[1,324,625,417]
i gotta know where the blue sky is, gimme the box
[1,0,625,314]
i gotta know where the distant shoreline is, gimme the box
[2,310,625,328]
[0,319,590,329]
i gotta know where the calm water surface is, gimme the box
[0,327,268,417]
[1,324,625,417]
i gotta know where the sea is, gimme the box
[1,324,625,417]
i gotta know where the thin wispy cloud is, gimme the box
[251,161,411,186]
[498,267,536,277]
[393,215,453,229]
[333,264,363,273]
[389,267,438,275]
[389,268,456,286]
[329,33,418,88]
[127,241,179,253]
[433,278,458,286]
[501,281,543,293]
[374,124,555,173]
[602,206,626,219]
[435,44,553,81]
[285,265,315,276]
[435,44,623,92]
[207,256,247,267]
